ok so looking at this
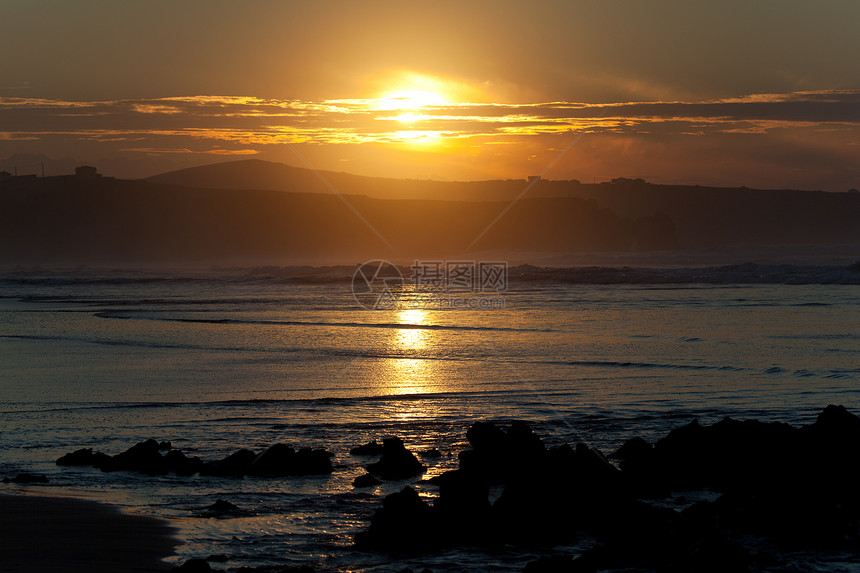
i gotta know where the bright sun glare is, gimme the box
[367,72,480,144]
[377,89,448,112]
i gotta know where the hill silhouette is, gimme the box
[149,160,860,250]
[0,174,674,265]
[147,159,555,202]
[3,160,859,265]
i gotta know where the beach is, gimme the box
[0,493,176,573]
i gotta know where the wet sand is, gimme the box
[0,493,177,572]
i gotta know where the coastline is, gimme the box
[0,493,177,573]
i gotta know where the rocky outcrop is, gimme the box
[57,441,333,478]
[366,437,425,480]
[353,473,383,488]
[354,407,860,571]
[349,440,384,456]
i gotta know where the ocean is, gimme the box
[1,265,859,571]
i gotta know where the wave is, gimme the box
[3,262,859,287]
[21,296,285,306]
[0,388,539,415]
[556,359,748,371]
[93,310,552,333]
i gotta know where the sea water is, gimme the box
[1,268,858,571]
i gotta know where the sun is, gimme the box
[366,71,484,144]
[376,88,448,112]
[372,72,455,117]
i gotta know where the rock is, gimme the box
[567,500,745,573]
[56,447,111,468]
[507,420,545,457]
[353,473,382,488]
[354,486,438,550]
[432,470,491,542]
[57,441,202,476]
[100,439,168,475]
[164,449,204,476]
[609,436,651,464]
[811,404,860,436]
[466,421,508,453]
[366,437,426,480]
[622,416,798,493]
[291,447,335,475]
[206,554,230,562]
[171,559,213,572]
[350,440,384,456]
[419,448,442,458]
[201,449,258,477]
[57,440,336,479]
[492,442,627,542]
[2,473,49,484]
[458,420,545,482]
[247,444,333,477]
[206,499,241,515]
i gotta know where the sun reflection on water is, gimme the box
[380,308,439,401]
[395,308,429,351]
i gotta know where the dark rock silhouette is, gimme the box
[200,449,258,477]
[205,499,241,515]
[100,439,171,475]
[458,420,545,483]
[355,407,860,570]
[419,448,442,458]
[431,470,492,543]
[353,473,382,488]
[349,440,384,456]
[56,440,333,478]
[247,444,333,477]
[366,437,426,480]
[56,447,111,468]
[608,436,651,464]
[354,487,438,550]
[164,449,205,476]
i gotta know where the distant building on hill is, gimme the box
[528,175,541,183]
[75,165,101,178]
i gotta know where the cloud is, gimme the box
[2,90,859,148]
[1,90,859,189]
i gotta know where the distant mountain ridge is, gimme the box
[1,159,857,265]
[148,159,860,249]
[0,174,675,265]
[147,159,547,202]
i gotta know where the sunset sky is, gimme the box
[2,0,859,190]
